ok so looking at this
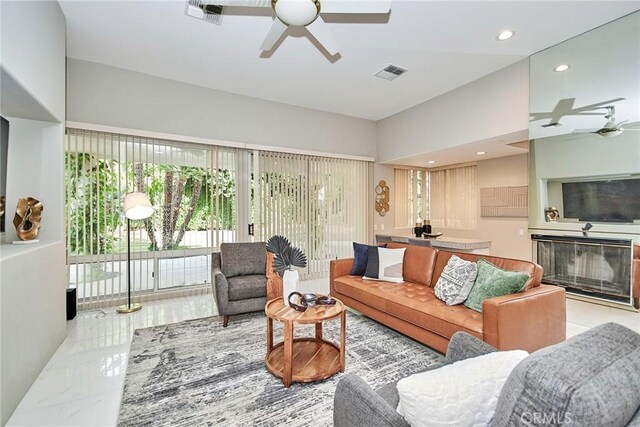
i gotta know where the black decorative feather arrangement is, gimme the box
[266,235,307,277]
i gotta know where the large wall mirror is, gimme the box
[528,12,639,307]
[529,11,640,237]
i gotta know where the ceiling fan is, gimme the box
[205,0,391,56]
[572,106,640,138]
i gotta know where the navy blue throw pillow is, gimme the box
[351,242,386,276]
[351,242,370,276]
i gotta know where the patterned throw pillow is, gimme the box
[363,247,406,283]
[464,259,530,313]
[434,255,478,305]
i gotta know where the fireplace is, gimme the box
[532,235,634,307]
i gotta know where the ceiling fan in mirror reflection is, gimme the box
[571,105,640,138]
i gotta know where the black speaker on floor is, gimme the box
[66,288,77,320]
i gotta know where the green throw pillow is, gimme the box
[463,259,530,313]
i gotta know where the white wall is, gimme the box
[0,1,66,122]
[376,59,529,163]
[66,59,377,158]
[1,242,67,425]
[0,1,67,424]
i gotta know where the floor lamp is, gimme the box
[117,192,154,314]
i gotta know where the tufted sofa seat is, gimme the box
[330,243,566,353]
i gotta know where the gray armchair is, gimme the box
[212,242,268,327]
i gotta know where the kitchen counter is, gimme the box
[376,234,491,254]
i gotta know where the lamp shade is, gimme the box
[124,192,154,220]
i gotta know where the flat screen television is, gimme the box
[562,179,640,223]
[0,116,8,233]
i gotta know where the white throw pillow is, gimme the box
[363,247,405,283]
[397,350,528,427]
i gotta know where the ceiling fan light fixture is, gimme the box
[497,30,514,41]
[554,64,570,72]
[273,0,320,26]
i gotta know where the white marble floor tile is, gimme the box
[566,297,640,332]
[7,294,212,427]
[7,284,640,426]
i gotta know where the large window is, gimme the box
[395,165,477,230]
[65,129,238,309]
[255,151,372,279]
[66,128,373,308]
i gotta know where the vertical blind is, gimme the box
[255,151,372,279]
[65,128,239,310]
[429,165,478,229]
[394,168,428,227]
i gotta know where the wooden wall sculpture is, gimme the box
[375,180,390,216]
[480,186,528,218]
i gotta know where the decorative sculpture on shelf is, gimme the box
[13,197,43,241]
[545,206,559,222]
[375,180,390,216]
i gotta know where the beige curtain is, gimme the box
[429,165,477,229]
[394,168,427,228]
[394,168,410,227]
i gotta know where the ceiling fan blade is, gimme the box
[206,0,270,6]
[320,0,391,14]
[571,129,599,134]
[260,18,288,51]
[307,16,339,55]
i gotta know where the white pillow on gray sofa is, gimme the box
[396,350,528,427]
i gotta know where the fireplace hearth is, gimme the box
[532,235,634,306]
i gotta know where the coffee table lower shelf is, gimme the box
[266,338,342,384]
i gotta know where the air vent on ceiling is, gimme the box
[186,0,224,26]
[375,64,408,81]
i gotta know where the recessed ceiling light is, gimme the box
[427,160,436,164]
[554,64,570,72]
[497,30,514,41]
[477,151,486,155]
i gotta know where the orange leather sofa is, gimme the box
[329,243,566,353]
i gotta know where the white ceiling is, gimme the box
[397,130,529,168]
[59,1,639,121]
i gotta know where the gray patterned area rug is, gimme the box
[119,311,443,426]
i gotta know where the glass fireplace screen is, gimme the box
[534,236,632,304]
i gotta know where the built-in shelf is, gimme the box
[0,239,64,261]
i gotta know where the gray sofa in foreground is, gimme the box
[334,322,640,427]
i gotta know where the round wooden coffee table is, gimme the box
[265,297,346,388]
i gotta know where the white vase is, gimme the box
[282,269,299,307]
